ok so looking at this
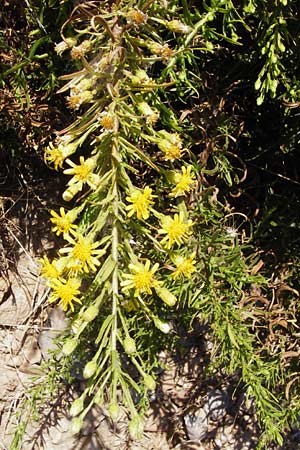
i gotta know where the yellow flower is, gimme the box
[49,277,82,311]
[60,232,105,273]
[172,252,197,280]
[125,186,155,220]
[98,113,115,131]
[50,207,77,238]
[128,9,147,25]
[157,131,184,162]
[121,260,160,297]
[64,156,100,191]
[170,165,196,197]
[67,90,94,109]
[44,142,78,171]
[39,256,63,282]
[158,211,193,249]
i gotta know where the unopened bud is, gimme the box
[155,286,177,307]
[62,183,81,201]
[166,20,191,34]
[71,318,83,335]
[129,415,144,440]
[108,403,120,421]
[153,317,172,334]
[124,337,137,355]
[62,339,77,356]
[206,41,214,51]
[254,77,261,91]
[70,397,84,417]
[70,416,83,434]
[82,305,99,322]
[143,374,156,391]
[83,360,97,379]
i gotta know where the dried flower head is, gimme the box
[157,131,184,162]
[128,9,147,25]
[70,40,92,59]
[55,37,77,55]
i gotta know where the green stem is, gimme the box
[110,111,120,398]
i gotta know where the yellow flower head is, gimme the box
[39,256,63,282]
[98,113,115,131]
[67,90,94,109]
[49,277,82,311]
[172,252,197,280]
[121,260,160,297]
[64,156,100,191]
[128,9,147,25]
[170,165,196,197]
[157,132,184,162]
[44,142,78,171]
[125,186,155,220]
[159,211,193,249]
[60,232,105,273]
[50,207,77,238]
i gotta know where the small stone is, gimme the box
[204,389,228,421]
[184,409,209,441]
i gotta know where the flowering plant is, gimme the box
[10,2,298,449]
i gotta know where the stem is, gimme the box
[110,108,120,398]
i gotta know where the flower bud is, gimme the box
[62,339,77,356]
[206,41,214,52]
[70,416,83,434]
[129,415,144,440]
[108,403,120,421]
[137,101,159,125]
[70,397,84,417]
[166,20,191,34]
[124,337,137,355]
[155,286,177,307]
[278,40,285,53]
[254,77,261,91]
[82,305,99,323]
[130,69,150,85]
[83,360,97,379]
[71,318,83,335]
[143,374,156,391]
[62,183,81,202]
[153,317,172,334]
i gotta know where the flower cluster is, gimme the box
[39,6,201,442]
